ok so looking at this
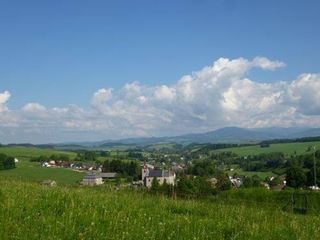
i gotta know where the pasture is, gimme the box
[0,179,320,240]
[0,147,84,185]
[213,141,320,156]
[0,146,76,160]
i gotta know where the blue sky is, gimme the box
[0,0,320,143]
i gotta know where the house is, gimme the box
[142,162,176,188]
[55,160,71,168]
[82,172,103,186]
[229,176,242,188]
[100,172,118,180]
[42,162,51,168]
[49,160,56,165]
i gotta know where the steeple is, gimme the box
[142,161,149,181]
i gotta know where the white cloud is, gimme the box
[22,103,47,113]
[0,91,11,112]
[252,56,286,70]
[1,56,320,143]
[91,88,112,106]
[286,73,320,115]
[154,85,176,101]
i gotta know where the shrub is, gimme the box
[0,154,15,170]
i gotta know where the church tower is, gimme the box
[142,161,149,181]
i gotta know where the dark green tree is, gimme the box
[286,166,306,188]
[215,171,231,191]
[194,176,213,197]
[176,175,196,198]
[0,154,15,170]
[306,167,320,187]
[251,175,261,187]
[269,176,282,187]
[151,177,160,192]
[242,176,253,188]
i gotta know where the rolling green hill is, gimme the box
[0,146,76,160]
[213,141,320,156]
[0,147,83,184]
[0,160,85,185]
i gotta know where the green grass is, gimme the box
[0,147,83,185]
[0,161,85,185]
[0,146,76,159]
[0,179,320,239]
[214,141,320,156]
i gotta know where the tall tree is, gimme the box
[286,166,306,188]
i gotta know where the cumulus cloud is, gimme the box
[252,56,286,70]
[154,85,176,101]
[22,103,47,113]
[1,56,320,143]
[91,88,112,107]
[286,73,320,115]
[0,91,11,112]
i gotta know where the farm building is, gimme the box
[142,163,175,188]
[82,172,103,186]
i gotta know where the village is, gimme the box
[39,153,288,192]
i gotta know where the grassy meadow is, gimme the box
[0,146,76,160]
[1,179,320,240]
[0,160,85,185]
[213,141,320,156]
[0,147,84,185]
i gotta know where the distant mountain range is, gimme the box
[6,127,320,149]
[56,127,320,148]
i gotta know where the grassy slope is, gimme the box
[0,179,320,240]
[213,141,320,156]
[0,146,76,159]
[0,147,84,185]
[0,161,85,185]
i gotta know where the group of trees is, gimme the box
[103,159,140,180]
[30,154,70,162]
[237,152,286,172]
[242,175,262,188]
[285,165,320,188]
[283,150,320,188]
[127,151,144,160]
[150,171,232,199]
[185,159,216,176]
[0,154,15,170]
[75,151,97,161]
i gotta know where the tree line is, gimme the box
[102,159,140,180]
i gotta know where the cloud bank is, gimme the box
[1,56,320,143]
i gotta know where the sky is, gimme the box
[0,0,320,143]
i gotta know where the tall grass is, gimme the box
[1,179,320,239]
